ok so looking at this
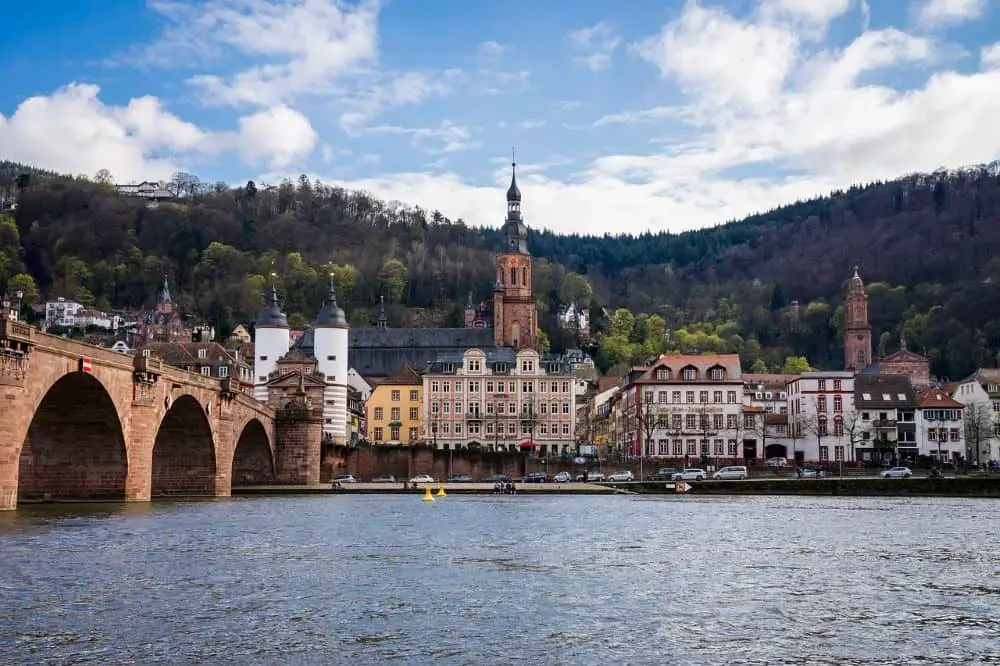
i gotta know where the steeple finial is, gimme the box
[376,294,388,329]
[327,272,338,305]
[853,265,860,279]
[900,331,907,351]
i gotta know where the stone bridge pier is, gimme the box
[0,322,319,510]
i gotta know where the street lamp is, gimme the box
[14,290,23,321]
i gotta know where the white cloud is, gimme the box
[146,0,380,107]
[759,0,851,24]
[477,41,505,59]
[983,42,1000,70]
[633,3,800,109]
[361,121,480,154]
[568,22,622,71]
[0,84,317,180]
[237,105,318,168]
[915,0,986,27]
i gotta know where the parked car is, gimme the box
[522,472,547,483]
[553,471,572,483]
[882,466,912,478]
[765,457,789,469]
[575,471,605,482]
[408,474,435,484]
[446,474,472,482]
[332,474,356,483]
[713,466,748,480]
[607,470,635,482]
[484,474,510,483]
[799,468,826,478]
[370,475,396,483]
[650,467,679,481]
[672,468,707,481]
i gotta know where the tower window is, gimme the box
[522,267,527,285]
[259,355,267,361]
[510,267,516,285]
[327,355,335,361]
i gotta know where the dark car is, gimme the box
[521,472,547,483]
[447,474,472,482]
[650,468,679,481]
[484,474,511,483]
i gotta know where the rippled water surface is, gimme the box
[2,494,1000,665]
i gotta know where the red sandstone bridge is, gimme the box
[0,319,295,511]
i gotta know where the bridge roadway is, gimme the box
[0,320,278,510]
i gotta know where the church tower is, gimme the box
[844,266,872,371]
[492,160,539,349]
[253,283,290,401]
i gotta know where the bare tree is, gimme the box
[633,400,659,481]
[842,408,868,464]
[964,402,993,466]
[787,412,807,466]
[746,409,769,463]
[804,399,829,467]
[693,402,720,467]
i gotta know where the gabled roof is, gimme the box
[854,373,916,408]
[638,353,742,381]
[348,327,495,377]
[743,373,797,388]
[375,364,423,386]
[265,370,327,387]
[137,341,247,369]
[915,388,964,409]
[881,348,929,364]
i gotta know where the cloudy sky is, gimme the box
[1,0,999,234]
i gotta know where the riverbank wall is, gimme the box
[633,477,1000,497]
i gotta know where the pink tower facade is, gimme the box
[844,266,872,371]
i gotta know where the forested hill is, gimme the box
[2,161,1000,381]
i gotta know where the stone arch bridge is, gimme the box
[0,320,320,511]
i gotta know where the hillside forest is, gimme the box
[3,160,1000,381]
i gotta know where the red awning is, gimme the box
[518,441,537,449]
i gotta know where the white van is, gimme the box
[713,466,748,480]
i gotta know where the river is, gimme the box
[1,494,999,665]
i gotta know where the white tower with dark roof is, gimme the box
[252,285,290,401]
[313,275,350,443]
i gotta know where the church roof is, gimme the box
[348,327,495,377]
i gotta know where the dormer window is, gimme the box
[882,393,891,401]
[198,349,207,359]
[682,367,697,381]
[469,359,481,372]
[655,368,670,380]
[709,367,724,381]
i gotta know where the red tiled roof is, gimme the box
[743,373,798,386]
[375,364,423,386]
[637,353,742,381]
[916,388,964,409]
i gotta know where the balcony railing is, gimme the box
[873,419,897,429]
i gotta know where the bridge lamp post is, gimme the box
[15,290,23,321]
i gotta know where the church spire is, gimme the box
[376,295,389,329]
[502,150,528,254]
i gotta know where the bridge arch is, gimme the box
[152,394,217,496]
[18,371,128,501]
[232,418,275,486]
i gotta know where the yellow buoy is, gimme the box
[422,485,435,502]
[436,484,447,497]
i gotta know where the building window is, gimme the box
[726,415,738,429]
[833,395,843,413]
[699,391,708,403]
[431,381,439,393]
[391,390,400,401]
[198,348,207,359]
[469,360,481,372]
[523,382,533,393]
[443,382,450,393]
[672,391,681,403]
[686,440,696,455]
[819,446,829,460]
[409,390,418,401]
[562,423,570,435]
[709,368,724,381]
[374,407,384,420]
[683,368,697,381]
[713,439,724,455]
[455,402,463,415]
[658,391,668,403]
[833,379,842,390]
[834,446,844,461]
[521,360,534,372]
[218,366,229,378]
[455,424,462,435]
[713,414,724,430]
[713,391,722,403]
[455,382,463,393]
[390,425,400,440]
[409,407,418,420]
[818,379,827,390]
[727,391,737,404]
[373,427,383,441]
[686,414,696,430]
[727,440,737,456]
[391,408,400,420]
[200,366,211,376]
[655,368,670,380]
[409,427,418,441]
